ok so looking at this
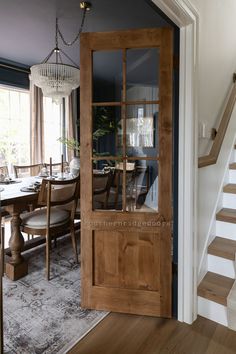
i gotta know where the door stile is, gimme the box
[122,49,127,211]
[80,34,94,306]
[159,29,173,316]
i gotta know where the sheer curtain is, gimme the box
[30,80,44,167]
[30,83,77,167]
[65,90,78,163]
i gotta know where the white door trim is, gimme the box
[152,0,199,324]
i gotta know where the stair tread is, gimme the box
[216,208,236,223]
[223,184,236,194]
[208,237,236,260]
[198,271,234,306]
[229,162,236,170]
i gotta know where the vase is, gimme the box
[69,156,80,176]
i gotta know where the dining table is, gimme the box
[0,176,40,280]
[0,171,106,281]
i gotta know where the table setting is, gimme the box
[35,155,72,181]
[0,175,21,185]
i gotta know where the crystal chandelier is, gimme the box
[30,1,91,104]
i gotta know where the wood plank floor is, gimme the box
[68,313,236,354]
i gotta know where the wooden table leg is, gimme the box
[5,212,28,280]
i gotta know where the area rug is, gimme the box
[3,236,108,354]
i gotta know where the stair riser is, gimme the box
[223,193,236,209]
[229,170,236,183]
[208,254,235,278]
[216,221,236,239]
[198,297,228,327]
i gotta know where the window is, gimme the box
[0,85,30,167]
[43,97,63,163]
[0,85,64,173]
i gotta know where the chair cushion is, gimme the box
[21,207,70,229]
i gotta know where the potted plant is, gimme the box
[58,106,120,173]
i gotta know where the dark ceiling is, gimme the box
[0,0,170,67]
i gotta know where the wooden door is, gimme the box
[80,28,173,317]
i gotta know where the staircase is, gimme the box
[198,148,236,326]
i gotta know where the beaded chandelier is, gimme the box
[30,1,91,104]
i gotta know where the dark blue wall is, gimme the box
[0,58,29,89]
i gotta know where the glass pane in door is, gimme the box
[126,48,160,101]
[92,106,122,159]
[92,159,123,211]
[125,160,158,212]
[125,104,159,157]
[93,50,123,102]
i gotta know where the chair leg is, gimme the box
[46,234,50,281]
[0,224,4,353]
[0,273,3,354]
[0,227,4,278]
[70,224,78,263]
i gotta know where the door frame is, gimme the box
[152,0,199,324]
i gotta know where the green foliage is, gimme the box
[59,106,120,156]
[92,106,120,139]
[57,137,80,153]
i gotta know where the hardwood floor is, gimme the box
[68,313,236,354]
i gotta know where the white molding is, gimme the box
[152,0,199,324]
[153,0,198,27]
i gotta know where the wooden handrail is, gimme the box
[198,73,236,168]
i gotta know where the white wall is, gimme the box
[191,0,236,156]
[198,109,236,280]
[191,0,236,279]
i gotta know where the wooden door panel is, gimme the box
[80,28,173,317]
[84,285,162,317]
[94,230,160,291]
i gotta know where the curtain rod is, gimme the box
[0,63,30,74]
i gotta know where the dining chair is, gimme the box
[70,170,112,221]
[0,212,4,353]
[134,166,150,209]
[110,162,136,210]
[13,163,43,240]
[45,161,69,175]
[0,166,10,227]
[93,170,113,210]
[13,163,42,178]
[0,165,9,177]
[20,176,80,280]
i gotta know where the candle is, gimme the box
[61,154,64,174]
[49,157,52,177]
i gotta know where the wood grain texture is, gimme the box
[81,28,162,50]
[158,28,173,317]
[229,163,236,170]
[223,183,236,193]
[208,236,236,260]
[69,313,236,354]
[197,271,234,306]
[216,208,236,224]
[198,81,236,168]
[94,231,160,291]
[92,100,160,106]
[80,28,173,318]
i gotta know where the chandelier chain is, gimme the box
[57,8,87,47]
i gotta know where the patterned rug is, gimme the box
[3,236,107,354]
